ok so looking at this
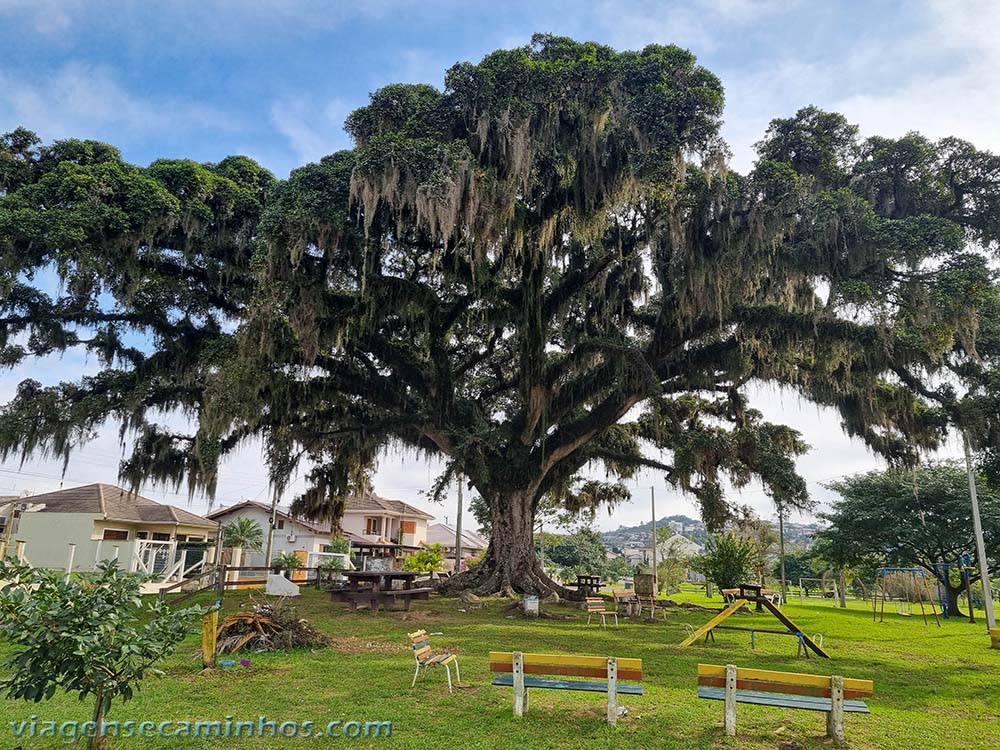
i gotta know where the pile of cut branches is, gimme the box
[216,596,331,653]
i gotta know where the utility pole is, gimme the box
[264,492,279,569]
[650,486,657,594]
[453,475,464,573]
[963,431,996,630]
[777,503,788,605]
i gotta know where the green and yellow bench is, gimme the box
[697,663,873,745]
[489,651,642,726]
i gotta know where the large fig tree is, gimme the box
[2,35,999,595]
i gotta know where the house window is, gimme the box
[320,544,331,553]
[277,519,285,530]
[401,521,416,535]
[136,531,149,540]
[152,532,170,541]
[102,529,129,541]
[365,517,382,535]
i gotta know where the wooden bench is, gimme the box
[696,663,873,745]
[332,586,433,612]
[585,597,618,627]
[489,651,642,726]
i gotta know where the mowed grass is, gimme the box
[0,587,996,749]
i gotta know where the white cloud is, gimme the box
[0,61,238,144]
[270,96,354,167]
[0,0,82,35]
[593,0,797,52]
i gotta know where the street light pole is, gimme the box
[650,486,657,594]
[963,431,996,630]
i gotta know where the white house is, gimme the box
[207,500,343,566]
[626,534,703,567]
[426,522,488,570]
[340,493,433,548]
[7,484,218,582]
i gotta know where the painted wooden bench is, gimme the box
[696,663,873,745]
[489,651,643,726]
[408,629,460,693]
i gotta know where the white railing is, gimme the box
[132,540,176,577]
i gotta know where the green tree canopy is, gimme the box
[2,34,1000,595]
[817,462,1000,617]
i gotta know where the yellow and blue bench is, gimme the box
[697,663,873,745]
[408,630,460,693]
[489,651,642,726]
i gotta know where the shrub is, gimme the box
[692,532,762,590]
[0,559,202,750]
[328,536,351,554]
[270,551,304,570]
[403,543,444,573]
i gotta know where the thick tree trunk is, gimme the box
[442,490,577,598]
[946,583,967,619]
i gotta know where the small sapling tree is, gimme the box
[0,559,202,749]
[693,532,762,591]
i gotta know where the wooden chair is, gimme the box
[489,651,643,726]
[637,594,668,621]
[408,629,460,693]
[696,663,873,745]
[586,597,618,628]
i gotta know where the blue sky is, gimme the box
[0,0,994,529]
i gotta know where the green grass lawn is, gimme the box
[0,587,996,749]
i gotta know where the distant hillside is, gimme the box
[601,514,821,550]
[601,515,707,548]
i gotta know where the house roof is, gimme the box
[207,500,334,535]
[343,493,434,520]
[427,523,488,550]
[20,484,218,529]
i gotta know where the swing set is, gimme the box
[872,567,940,626]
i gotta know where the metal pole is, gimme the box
[454,475,464,573]
[963,431,996,629]
[650,486,657,594]
[65,543,76,582]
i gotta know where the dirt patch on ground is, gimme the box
[331,636,407,655]
[392,610,443,624]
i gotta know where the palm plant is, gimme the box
[221,517,264,552]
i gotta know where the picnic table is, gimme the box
[330,571,432,613]
[574,575,602,597]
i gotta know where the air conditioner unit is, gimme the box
[286,533,297,543]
